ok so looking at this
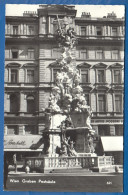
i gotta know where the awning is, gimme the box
[4,149,42,152]
[101,136,123,152]
[4,135,44,150]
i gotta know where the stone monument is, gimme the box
[42,15,96,157]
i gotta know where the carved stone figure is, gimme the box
[43,15,94,155]
[68,140,77,157]
[88,136,95,153]
[59,144,68,157]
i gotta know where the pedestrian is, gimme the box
[13,154,17,172]
[4,156,8,189]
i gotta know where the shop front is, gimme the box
[4,135,44,164]
[100,136,123,165]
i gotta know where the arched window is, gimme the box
[11,69,18,83]
[27,95,35,113]
[93,63,107,83]
[10,94,19,113]
[109,63,123,83]
[81,69,88,83]
[113,70,121,83]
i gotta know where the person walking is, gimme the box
[4,156,9,189]
[13,154,17,172]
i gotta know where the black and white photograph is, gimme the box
[4,4,124,192]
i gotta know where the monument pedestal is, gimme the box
[75,129,90,153]
[48,133,61,156]
[44,112,95,157]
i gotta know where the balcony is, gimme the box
[111,83,124,90]
[94,82,110,90]
[5,33,37,38]
[80,82,94,90]
[92,112,123,118]
[5,33,124,43]
[77,35,124,41]
[5,34,38,42]
[4,82,38,88]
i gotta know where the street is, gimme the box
[5,172,123,192]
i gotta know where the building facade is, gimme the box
[4,5,124,162]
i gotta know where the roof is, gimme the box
[6,16,38,23]
[101,136,123,152]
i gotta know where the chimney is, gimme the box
[81,12,91,18]
[23,11,37,17]
[107,12,117,19]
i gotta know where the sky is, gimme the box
[6,4,125,18]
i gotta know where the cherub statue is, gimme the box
[59,144,68,157]
[86,109,93,130]
[49,94,61,112]
[88,136,95,153]
[68,140,77,157]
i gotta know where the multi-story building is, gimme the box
[4,5,124,163]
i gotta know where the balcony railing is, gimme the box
[78,35,124,40]
[92,112,123,117]
[5,33,124,40]
[111,83,124,88]
[5,34,37,37]
[24,156,113,172]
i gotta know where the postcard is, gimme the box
[3,4,124,192]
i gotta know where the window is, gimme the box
[27,70,34,83]
[80,50,87,59]
[98,125,110,136]
[10,94,19,113]
[42,16,46,22]
[25,125,36,135]
[28,48,35,59]
[7,126,18,135]
[81,69,88,83]
[96,26,102,36]
[11,69,18,83]
[12,48,18,59]
[112,50,119,60]
[52,48,61,58]
[28,26,34,35]
[27,96,35,113]
[13,25,18,35]
[53,23,58,34]
[121,26,124,36]
[85,94,89,105]
[7,25,10,34]
[81,27,87,36]
[112,27,118,36]
[115,95,122,112]
[97,70,104,83]
[53,69,60,82]
[98,94,105,112]
[106,26,108,35]
[96,50,103,59]
[110,126,115,136]
[115,125,123,136]
[90,26,92,35]
[114,70,121,83]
